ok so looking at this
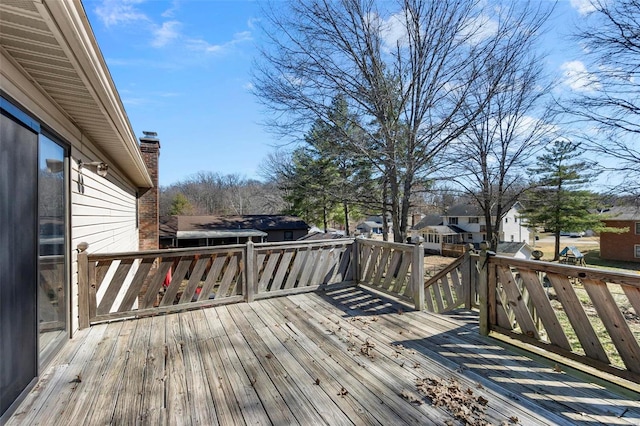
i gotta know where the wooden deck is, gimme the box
[8,286,640,425]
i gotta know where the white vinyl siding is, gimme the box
[71,163,138,253]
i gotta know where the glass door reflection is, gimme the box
[38,135,67,364]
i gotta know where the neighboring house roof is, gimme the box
[0,0,152,187]
[412,214,442,230]
[160,215,309,238]
[497,242,530,255]
[599,205,640,221]
[298,231,345,241]
[445,202,523,217]
[422,225,461,235]
[178,229,268,239]
[357,221,384,229]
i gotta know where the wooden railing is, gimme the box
[77,239,355,327]
[477,248,640,382]
[441,242,468,258]
[252,239,354,299]
[76,237,640,382]
[356,239,425,309]
[423,251,478,313]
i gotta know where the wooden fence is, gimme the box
[477,249,640,382]
[76,236,640,381]
[77,239,355,327]
[356,239,425,309]
[422,251,478,313]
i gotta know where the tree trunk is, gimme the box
[554,230,561,261]
[343,201,350,236]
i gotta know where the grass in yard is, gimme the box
[532,235,639,273]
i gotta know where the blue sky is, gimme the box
[84,0,600,187]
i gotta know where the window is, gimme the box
[636,245,640,258]
[467,233,473,240]
[636,222,640,234]
[284,231,294,241]
[514,216,518,223]
[468,217,479,224]
[505,217,509,223]
[510,235,514,242]
[449,217,458,225]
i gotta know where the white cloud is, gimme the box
[381,11,409,50]
[460,14,499,45]
[243,82,255,91]
[161,0,181,18]
[560,61,600,91]
[94,0,148,27]
[187,31,252,54]
[570,0,598,16]
[151,21,181,48]
[247,18,261,30]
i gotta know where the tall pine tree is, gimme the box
[523,140,600,260]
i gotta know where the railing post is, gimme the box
[245,240,256,302]
[412,241,425,311]
[352,238,360,284]
[478,242,493,336]
[464,243,474,309]
[77,242,90,329]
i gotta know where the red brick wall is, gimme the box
[600,220,640,262]
[138,136,160,251]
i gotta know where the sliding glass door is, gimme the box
[38,135,68,364]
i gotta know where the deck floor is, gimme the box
[7,286,640,425]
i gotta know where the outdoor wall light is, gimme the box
[78,159,109,177]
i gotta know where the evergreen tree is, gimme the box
[169,193,192,215]
[281,96,375,234]
[523,141,601,260]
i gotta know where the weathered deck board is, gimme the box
[7,288,640,426]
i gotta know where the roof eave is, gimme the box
[39,0,152,188]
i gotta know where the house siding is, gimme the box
[2,52,141,333]
[600,220,640,263]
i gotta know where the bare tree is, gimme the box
[567,0,640,195]
[160,171,287,217]
[254,0,555,242]
[449,4,555,249]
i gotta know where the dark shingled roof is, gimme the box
[412,214,443,230]
[599,205,640,221]
[160,215,309,238]
[445,202,523,217]
[497,241,528,255]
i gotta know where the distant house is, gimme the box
[412,203,531,254]
[356,220,385,235]
[356,215,393,236]
[599,206,640,263]
[160,215,309,247]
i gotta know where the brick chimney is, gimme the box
[138,131,160,251]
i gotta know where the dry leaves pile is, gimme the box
[414,377,518,426]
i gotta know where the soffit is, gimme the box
[0,0,152,187]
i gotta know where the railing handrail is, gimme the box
[87,244,246,261]
[356,238,414,252]
[489,255,640,288]
[254,238,354,250]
